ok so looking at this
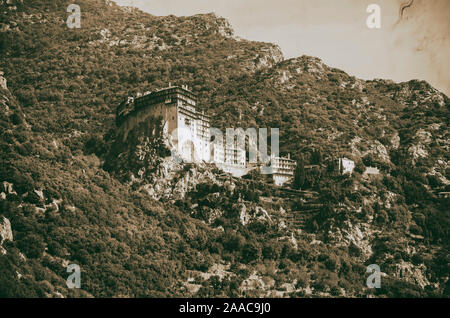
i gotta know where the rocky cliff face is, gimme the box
[0,71,7,90]
[0,216,13,243]
[0,216,13,255]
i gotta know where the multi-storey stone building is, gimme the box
[117,85,246,168]
[117,85,211,163]
[116,85,296,182]
[269,154,297,186]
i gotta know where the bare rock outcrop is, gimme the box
[237,202,272,226]
[327,220,377,261]
[392,261,430,289]
[0,71,7,90]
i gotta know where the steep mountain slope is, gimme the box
[210,56,448,171]
[1,0,283,137]
[0,0,448,298]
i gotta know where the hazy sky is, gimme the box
[114,0,450,96]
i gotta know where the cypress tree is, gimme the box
[293,156,305,190]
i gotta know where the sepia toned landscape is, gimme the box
[0,0,448,298]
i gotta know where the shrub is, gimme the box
[241,241,262,264]
[17,233,45,259]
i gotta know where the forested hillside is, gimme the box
[0,0,448,297]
